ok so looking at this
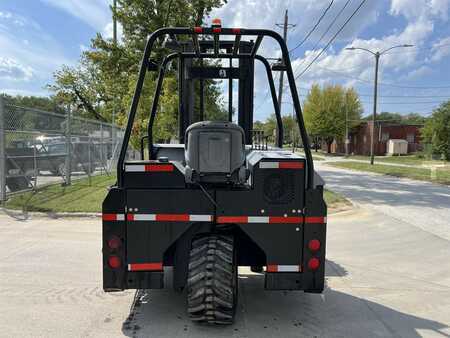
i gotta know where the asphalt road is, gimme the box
[316,162,450,241]
[0,165,450,337]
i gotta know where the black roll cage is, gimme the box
[117,27,314,189]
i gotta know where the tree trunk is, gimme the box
[327,140,332,154]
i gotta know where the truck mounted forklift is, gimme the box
[102,20,327,324]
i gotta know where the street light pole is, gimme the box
[345,44,413,165]
[370,52,380,165]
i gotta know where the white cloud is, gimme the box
[0,57,33,81]
[0,11,12,19]
[390,0,450,20]
[402,65,433,80]
[102,21,124,41]
[0,10,35,29]
[430,36,450,61]
[40,0,111,30]
[0,10,73,96]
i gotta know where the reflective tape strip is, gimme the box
[218,216,302,224]
[125,164,173,172]
[278,265,301,272]
[267,265,301,272]
[121,214,324,224]
[279,161,304,169]
[125,165,145,172]
[269,216,303,224]
[156,214,189,221]
[133,214,156,221]
[248,216,269,223]
[189,214,213,222]
[217,216,248,223]
[127,214,212,222]
[305,216,326,224]
[259,161,304,169]
[145,164,173,172]
[102,213,125,221]
[128,262,163,271]
[259,162,278,169]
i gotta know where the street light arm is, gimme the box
[345,46,376,56]
[380,44,414,55]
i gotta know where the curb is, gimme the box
[1,208,101,220]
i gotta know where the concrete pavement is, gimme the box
[1,205,450,337]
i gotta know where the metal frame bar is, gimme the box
[250,35,264,57]
[213,34,219,56]
[192,34,201,57]
[117,27,314,189]
[232,35,241,55]
[255,55,283,147]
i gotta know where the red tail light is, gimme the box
[108,255,121,269]
[107,236,121,250]
[308,258,320,271]
[308,239,321,252]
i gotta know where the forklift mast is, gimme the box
[177,40,254,144]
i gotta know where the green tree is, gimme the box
[1,94,64,114]
[303,84,362,153]
[362,111,427,125]
[421,100,450,160]
[49,0,227,146]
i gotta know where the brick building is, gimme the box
[323,121,423,155]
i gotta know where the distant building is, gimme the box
[323,121,423,155]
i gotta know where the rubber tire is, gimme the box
[187,234,237,324]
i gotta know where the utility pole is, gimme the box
[275,10,295,145]
[345,105,349,157]
[113,0,117,45]
[112,0,117,149]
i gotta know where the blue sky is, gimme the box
[1,0,450,121]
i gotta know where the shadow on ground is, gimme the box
[120,264,448,338]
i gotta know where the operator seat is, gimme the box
[184,121,248,185]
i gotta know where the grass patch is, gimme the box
[5,175,116,213]
[329,161,450,185]
[4,174,350,213]
[295,151,325,161]
[324,189,348,206]
[348,154,447,166]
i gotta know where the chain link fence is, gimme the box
[0,96,125,202]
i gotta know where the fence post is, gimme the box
[88,136,92,186]
[65,105,72,186]
[100,123,104,175]
[0,96,6,202]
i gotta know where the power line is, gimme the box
[296,87,450,98]
[292,0,353,75]
[311,64,450,89]
[295,0,368,79]
[254,73,279,114]
[288,0,334,54]
[295,93,446,105]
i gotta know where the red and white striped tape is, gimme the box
[266,265,302,272]
[102,213,125,221]
[128,262,163,271]
[125,164,174,172]
[216,216,326,224]
[103,214,325,224]
[126,213,213,222]
[259,161,304,169]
